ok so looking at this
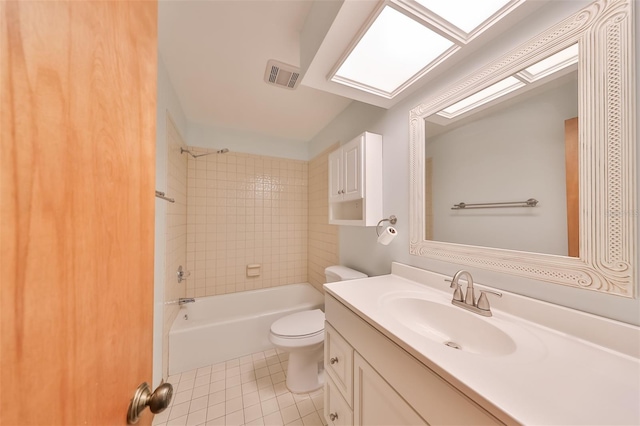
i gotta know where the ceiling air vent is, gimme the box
[264,60,301,90]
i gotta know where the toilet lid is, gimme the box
[271,309,325,337]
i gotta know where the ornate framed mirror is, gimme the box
[409,0,636,297]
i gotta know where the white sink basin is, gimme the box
[382,296,517,356]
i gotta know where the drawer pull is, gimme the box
[330,357,339,365]
[329,412,339,421]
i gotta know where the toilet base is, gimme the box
[283,345,324,394]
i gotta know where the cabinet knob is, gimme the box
[329,412,339,421]
[330,357,339,365]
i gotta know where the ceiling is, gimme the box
[158,0,549,143]
[158,0,353,143]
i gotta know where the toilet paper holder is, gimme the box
[376,215,398,236]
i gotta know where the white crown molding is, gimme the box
[409,0,637,297]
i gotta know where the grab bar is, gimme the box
[155,190,175,203]
[452,198,538,210]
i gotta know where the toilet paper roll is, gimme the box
[377,226,397,245]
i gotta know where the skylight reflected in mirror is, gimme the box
[520,44,579,81]
[437,44,579,119]
[332,6,454,95]
[415,0,513,33]
[438,76,525,118]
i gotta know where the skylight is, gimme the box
[437,76,525,118]
[519,44,579,81]
[415,0,513,33]
[332,6,454,96]
[327,0,525,100]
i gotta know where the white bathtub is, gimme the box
[168,283,324,375]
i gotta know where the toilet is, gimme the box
[269,266,367,393]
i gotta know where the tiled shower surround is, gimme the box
[307,144,339,290]
[186,149,309,297]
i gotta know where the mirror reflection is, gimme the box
[424,45,579,257]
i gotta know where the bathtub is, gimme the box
[168,283,324,375]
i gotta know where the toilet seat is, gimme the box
[270,309,325,338]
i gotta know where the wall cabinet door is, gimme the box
[342,137,363,201]
[353,353,427,426]
[327,132,382,225]
[328,148,344,202]
[329,136,363,202]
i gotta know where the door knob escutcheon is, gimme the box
[127,382,173,424]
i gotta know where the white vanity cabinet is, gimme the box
[353,353,427,425]
[328,132,382,226]
[324,294,507,426]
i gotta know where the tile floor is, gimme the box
[153,349,327,426]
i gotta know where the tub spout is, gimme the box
[178,298,195,306]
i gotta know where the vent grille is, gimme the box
[264,60,301,90]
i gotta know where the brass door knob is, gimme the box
[127,382,173,424]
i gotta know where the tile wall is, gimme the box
[163,118,189,378]
[307,144,340,292]
[186,150,308,297]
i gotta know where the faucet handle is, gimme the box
[446,279,465,302]
[477,290,502,312]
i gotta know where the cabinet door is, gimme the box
[342,137,363,200]
[325,376,354,426]
[353,353,427,426]
[328,148,344,202]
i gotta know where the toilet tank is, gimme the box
[324,265,368,283]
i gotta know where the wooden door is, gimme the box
[1,1,157,424]
[565,117,579,257]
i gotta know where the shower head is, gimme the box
[180,147,230,158]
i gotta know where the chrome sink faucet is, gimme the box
[448,270,502,317]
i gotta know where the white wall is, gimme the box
[154,57,189,387]
[307,1,640,325]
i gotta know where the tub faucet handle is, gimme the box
[178,298,195,306]
[177,266,191,283]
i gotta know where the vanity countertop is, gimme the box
[324,263,640,425]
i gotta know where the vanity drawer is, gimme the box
[324,375,353,426]
[324,322,353,406]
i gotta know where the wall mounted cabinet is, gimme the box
[328,132,382,226]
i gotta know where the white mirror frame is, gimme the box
[409,0,636,297]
